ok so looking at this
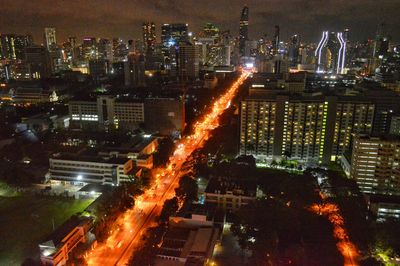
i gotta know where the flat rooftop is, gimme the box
[205,177,256,197]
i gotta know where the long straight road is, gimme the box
[85,71,250,266]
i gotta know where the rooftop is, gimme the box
[51,152,130,165]
[41,215,92,249]
[205,177,256,197]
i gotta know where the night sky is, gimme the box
[0,0,399,43]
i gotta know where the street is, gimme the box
[85,71,250,265]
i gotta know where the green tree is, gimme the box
[159,197,179,222]
[175,175,198,202]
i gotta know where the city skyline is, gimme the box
[0,0,399,43]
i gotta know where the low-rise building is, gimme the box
[49,152,140,186]
[39,215,93,266]
[155,226,219,266]
[18,113,70,132]
[204,177,258,211]
[366,195,400,221]
[69,95,185,135]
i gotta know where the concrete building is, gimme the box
[204,177,258,211]
[250,72,306,94]
[69,95,144,130]
[124,53,145,87]
[350,135,400,195]
[39,215,93,266]
[18,113,70,132]
[389,116,400,136]
[69,95,184,135]
[155,219,219,266]
[178,42,199,80]
[49,152,137,186]
[366,195,400,221]
[239,94,375,164]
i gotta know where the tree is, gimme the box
[235,154,256,168]
[153,137,175,167]
[175,175,198,202]
[159,197,179,222]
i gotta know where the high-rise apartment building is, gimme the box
[240,94,375,164]
[351,135,400,195]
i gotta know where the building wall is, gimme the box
[239,95,375,164]
[351,136,400,195]
[239,99,276,158]
[49,158,132,185]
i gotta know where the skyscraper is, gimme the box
[315,31,347,74]
[288,34,300,67]
[161,23,189,47]
[203,23,220,39]
[177,42,199,81]
[273,25,280,55]
[239,5,249,57]
[161,23,189,71]
[0,34,16,60]
[373,22,389,59]
[142,22,156,55]
[44,27,57,51]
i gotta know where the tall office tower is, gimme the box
[82,37,98,60]
[98,38,113,62]
[203,23,220,40]
[373,22,389,59]
[288,34,300,67]
[177,42,199,81]
[0,34,16,60]
[25,45,51,79]
[68,37,77,49]
[239,5,249,57]
[124,53,145,87]
[14,34,33,60]
[315,31,346,74]
[44,27,57,51]
[351,135,400,195]
[142,22,156,55]
[161,23,188,70]
[257,37,267,56]
[161,23,189,47]
[273,25,280,55]
[343,28,350,42]
[66,36,78,63]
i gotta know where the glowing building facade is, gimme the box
[142,22,156,55]
[351,135,400,195]
[240,95,375,164]
[315,31,347,74]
